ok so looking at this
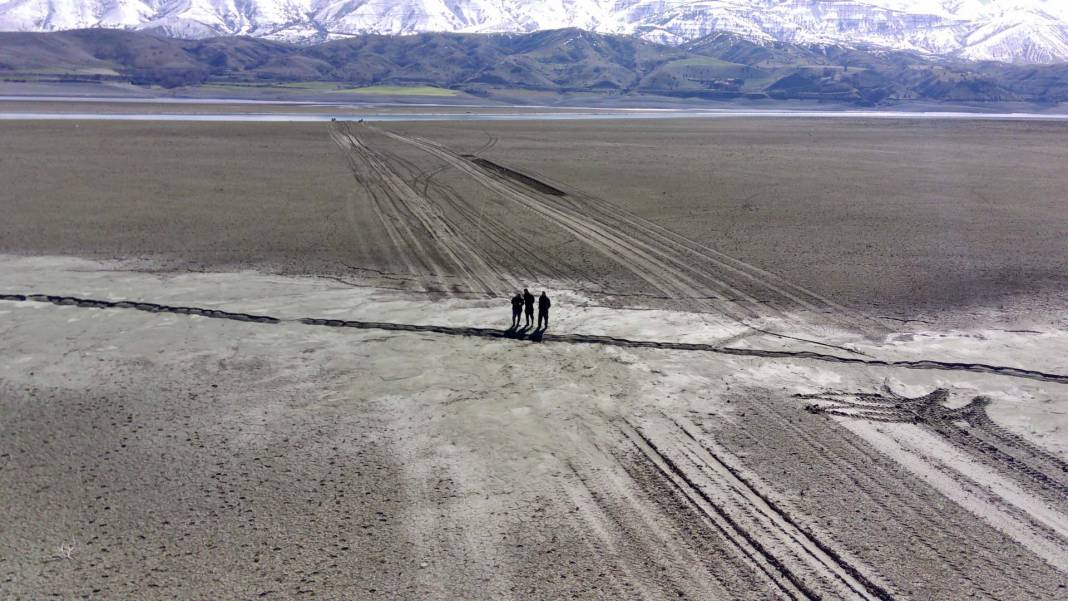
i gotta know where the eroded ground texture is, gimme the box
[1,117,1067,600]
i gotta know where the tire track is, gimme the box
[804,390,1068,510]
[8,291,1067,595]
[331,125,510,296]
[846,420,1068,575]
[722,396,1010,600]
[4,293,1067,386]
[373,125,887,337]
[417,169,574,285]
[331,127,443,284]
[563,415,789,600]
[334,126,472,290]
[675,419,897,601]
[619,419,817,600]
[473,132,498,156]
[567,192,886,335]
[561,457,740,600]
[802,389,1068,577]
[333,123,571,294]
[382,130,575,288]
[632,416,897,600]
[804,391,1068,489]
[508,161,885,334]
[368,125,765,324]
[968,407,1068,482]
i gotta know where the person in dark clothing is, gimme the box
[510,292,523,329]
[523,288,535,327]
[537,291,551,330]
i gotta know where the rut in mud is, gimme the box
[802,387,1068,571]
[803,388,1068,499]
[329,122,886,338]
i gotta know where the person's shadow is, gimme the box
[530,324,546,342]
[504,324,530,339]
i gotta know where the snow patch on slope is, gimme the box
[2,0,1068,63]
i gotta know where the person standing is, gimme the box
[537,291,551,330]
[510,292,523,329]
[523,288,535,327]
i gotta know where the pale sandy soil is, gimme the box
[1,255,1067,600]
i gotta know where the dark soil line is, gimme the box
[4,294,280,323]
[5,292,1067,385]
[464,156,567,196]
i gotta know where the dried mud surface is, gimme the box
[2,115,1068,599]
[1,118,1067,322]
[3,259,1068,599]
[388,117,1068,318]
[3,259,1068,600]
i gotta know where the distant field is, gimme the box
[334,85,458,96]
[1,117,1066,318]
[194,82,459,96]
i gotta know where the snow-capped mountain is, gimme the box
[2,0,1067,64]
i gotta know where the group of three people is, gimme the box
[511,288,551,330]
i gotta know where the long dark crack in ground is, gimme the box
[3,293,1067,385]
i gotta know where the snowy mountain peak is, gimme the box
[1,0,1067,63]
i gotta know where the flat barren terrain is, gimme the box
[3,256,1067,600]
[2,117,1066,319]
[387,118,1068,317]
[2,114,1067,600]
[0,120,376,274]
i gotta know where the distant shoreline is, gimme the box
[3,107,1068,123]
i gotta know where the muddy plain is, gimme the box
[2,118,1067,318]
[1,115,1067,600]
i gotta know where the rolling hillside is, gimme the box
[2,28,1067,105]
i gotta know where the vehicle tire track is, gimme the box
[335,123,572,294]
[331,127,444,285]
[509,161,886,335]
[796,389,1068,579]
[367,126,898,363]
[635,416,897,600]
[370,126,766,324]
[419,170,574,285]
[561,458,741,600]
[388,133,575,288]
[563,415,792,600]
[332,124,509,296]
[725,396,1009,600]
[334,126,477,291]
[802,390,1068,503]
[378,126,886,337]
[618,418,817,600]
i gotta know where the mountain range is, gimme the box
[4,28,1068,105]
[1,1,1067,64]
